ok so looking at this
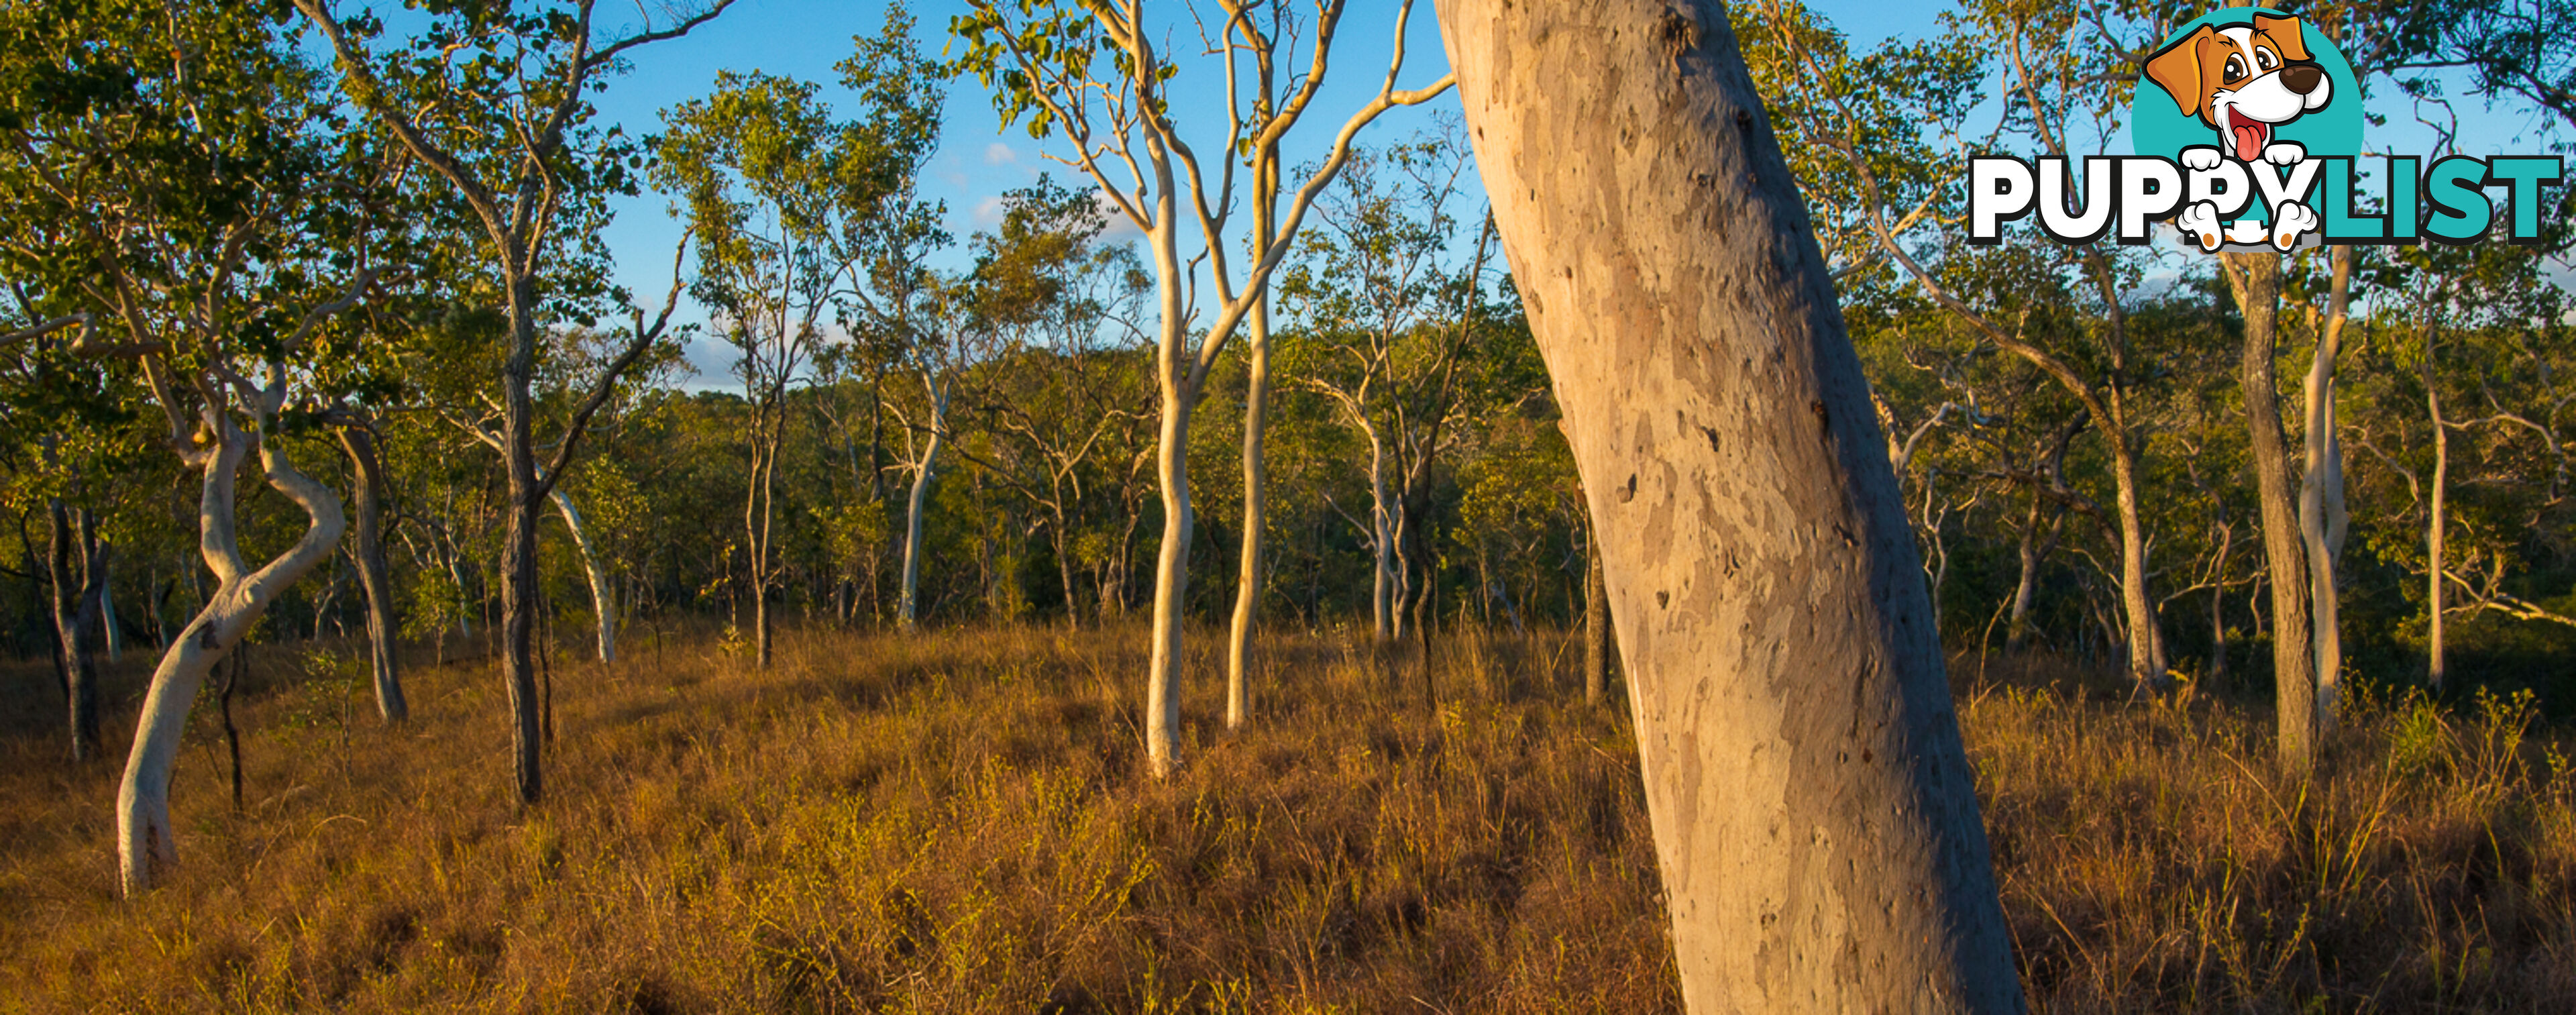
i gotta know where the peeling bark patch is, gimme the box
[197,623,219,650]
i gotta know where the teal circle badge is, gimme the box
[2130,8,2361,163]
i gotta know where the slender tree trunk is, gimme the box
[1582,529,1609,705]
[2006,496,2049,654]
[118,421,345,894]
[2209,519,2233,687]
[1056,503,1082,630]
[2298,246,2351,734]
[47,501,101,761]
[898,380,948,631]
[99,551,122,664]
[1366,427,1395,644]
[749,414,777,668]
[545,483,616,663]
[2426,327,2449,691]
[338,427,407,720]
[2107,429,2166,686]
[1439,2,2023,1008]
[1144,204,1191,778]
[2222,252,2316,775]
[500,279,545,805]
[1226,295,1273,729]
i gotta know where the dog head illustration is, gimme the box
[2143,14,2332,162]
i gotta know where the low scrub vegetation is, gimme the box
[1,627,2569,1012]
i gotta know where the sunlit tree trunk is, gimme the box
[549,484,616,663]
[1367,425,1397,644]
[1439,1,2023,1008]
[337,427,408,720]
[898,376,949,631]
[2221,252,2316,775]
[1144,202,1190,778]
[2298,246,2352,733]
[1226,295,1272,729]
[119,418,343,894]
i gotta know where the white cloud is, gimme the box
[983,141,1019,166]
[1089,189,1144,242]
[971,194,1010,227]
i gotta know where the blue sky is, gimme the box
[553,1,2551,379]
[568,1,1953,380]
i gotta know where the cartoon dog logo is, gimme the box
[2143,13,2333,250]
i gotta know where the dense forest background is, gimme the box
[6,1,2570,714]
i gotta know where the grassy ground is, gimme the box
[0,625,2569,1012]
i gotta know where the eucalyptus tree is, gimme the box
[1437,0,2023,1008]
[971,177,1152,627]
[0,0,389,894]
[654,13,939,663]
[294,0,727,803]
[0,323,133,760]
[1746,0,2184,693]
[1279,136,1485,647]
[841,191,961,631]
[952,0,1452,773]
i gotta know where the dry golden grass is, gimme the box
[0,628,2567,1012]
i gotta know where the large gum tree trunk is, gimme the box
[118,421,344,894]
[2222,252,2316,774]
[1438,1,2023,1008]
[338,427,407,720]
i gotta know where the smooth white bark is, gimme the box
[117,419,344,895]
[897,376,949,631]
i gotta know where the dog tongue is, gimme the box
[2231,121,2269,162]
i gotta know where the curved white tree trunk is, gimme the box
[1438,1,2023,1008]
[117,419,345,895]
[547,485,616,663]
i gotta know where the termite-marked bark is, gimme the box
[1436,1,2025,1009]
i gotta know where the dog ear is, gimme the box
[2143,25,2214,121]
[2253,15,2312,63]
